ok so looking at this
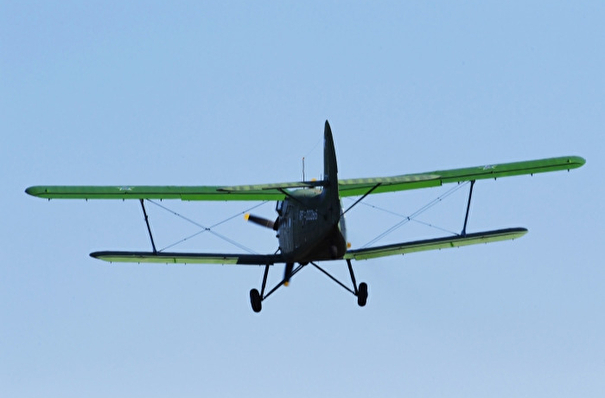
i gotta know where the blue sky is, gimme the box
[2,2,603,397]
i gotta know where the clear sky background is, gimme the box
[2,2,603,397]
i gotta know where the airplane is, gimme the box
[26,121,585,313]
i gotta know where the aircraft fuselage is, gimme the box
[276,189,347,264]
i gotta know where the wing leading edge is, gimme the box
[25,156,585,201]
[345,228,528,261]
[91,251,284,265]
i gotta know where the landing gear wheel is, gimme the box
[357,282,368,307]
[250,289,262,313]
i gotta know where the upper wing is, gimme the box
[25,156,584,201]
[90,251,284,265]
[25,185,287,201]
[344,228,528,261]
[338,156,585,197]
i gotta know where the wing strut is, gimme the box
[140,199,157,254]
[461,180,475,236]
[342,183,382,216]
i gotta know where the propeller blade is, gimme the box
[283,263,294,286]
[245,213,278,230]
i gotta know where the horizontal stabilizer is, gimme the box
[344,228,528,261]
[90,251,284,265]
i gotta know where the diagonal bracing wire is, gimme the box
[146,200,269,254]
[356,201,460,236]
[360,181,470,248]
[356,201,459,236]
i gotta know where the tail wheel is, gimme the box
[250,289,262,313]
[357,282,368,307]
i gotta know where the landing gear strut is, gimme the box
[249,259,368,313]
[347,259,368,307]
[307,259,368,308]
[249,262,305,313]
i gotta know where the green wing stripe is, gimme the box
[25,156,584,201]
[90,251,284,265]
[25,185,286,201]
[338,156,585,197]
[344,228,528,261]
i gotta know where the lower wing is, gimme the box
[91,251,284,265]
[344,228,528,261]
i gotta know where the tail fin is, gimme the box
[322,121,340,207]
[323,120,338,187]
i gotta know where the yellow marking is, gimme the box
[284,281,289,287]
[347,242,352,249]
[244,213,250,221]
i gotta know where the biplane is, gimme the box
[26,121,585,312]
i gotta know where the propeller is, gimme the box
[245,213,279,231]
[283,263,294,286]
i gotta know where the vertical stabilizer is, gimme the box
[323,121,340,208]
[324,120,338,187]
[322,120,346,256]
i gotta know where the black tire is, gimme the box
[357,282,368,307]
[250,289,262,313]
